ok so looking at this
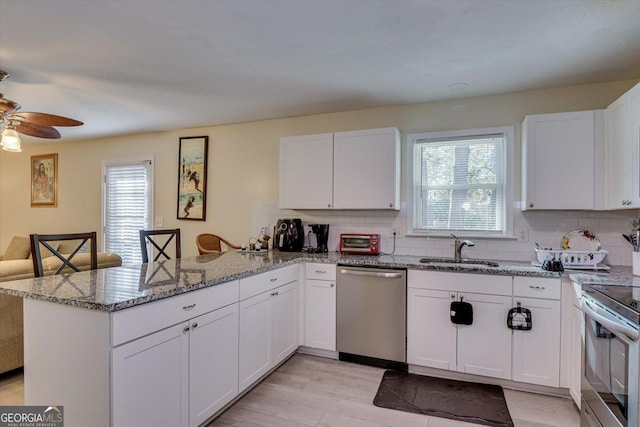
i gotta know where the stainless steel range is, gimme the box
[581,284,640,427]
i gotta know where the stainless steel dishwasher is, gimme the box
[336,265,407,371]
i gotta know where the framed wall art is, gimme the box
[177,136,208,221]
[31,153,58,207]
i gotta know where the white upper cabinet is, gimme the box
[279,127,400,210]
[333,127,401,209]
[279,133,334,209]
[606,82,640,209]
[521,110,604,210]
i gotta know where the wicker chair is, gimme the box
[196,233,240,255]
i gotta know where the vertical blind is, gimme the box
[414,134,505,232]
[104,161,151,265]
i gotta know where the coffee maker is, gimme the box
[307,224,329,253]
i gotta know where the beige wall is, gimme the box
[0,79,636,257]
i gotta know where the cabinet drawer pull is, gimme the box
[270,278,278,282]
[529,285,546,290]
[315,270,326,274]
[182,304,196,310]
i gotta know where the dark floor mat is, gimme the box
[373,370,514,427]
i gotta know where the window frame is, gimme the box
[102,156,154,265]
[406,126,514,238]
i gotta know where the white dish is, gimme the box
[560,229,601,251]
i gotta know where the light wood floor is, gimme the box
[0,354,580,427]
[207,354,580,427]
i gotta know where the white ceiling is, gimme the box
[1,0,640,142]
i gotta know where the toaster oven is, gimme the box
[339,233,380,255]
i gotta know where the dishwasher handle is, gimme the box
[338,268,403,279]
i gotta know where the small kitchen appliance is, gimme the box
[274,219,304,252]
[307,224,329,253]
[339,233,380,255]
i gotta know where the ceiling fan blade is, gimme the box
[15,122,61,139]
[16,111,83,127]
[0,97,20,113]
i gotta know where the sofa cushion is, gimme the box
[3,237,31,260]
[42,252,122,274]
[0,259,38,281]
[28,242,59,260]
[57,240,89,254]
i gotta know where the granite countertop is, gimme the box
[569,265,636,287]
[0,250,617,312]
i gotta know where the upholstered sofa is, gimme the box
[0,236,122,374]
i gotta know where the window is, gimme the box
[407,127,513,237]
[103,158,153,265]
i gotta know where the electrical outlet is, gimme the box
[518,229,529,242]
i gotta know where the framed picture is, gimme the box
[177,136,208,221]
[31,153,58,207]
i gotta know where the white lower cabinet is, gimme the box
[512,276,562,388]
[189,304,239,426]
[271,281,300,365]
[511,297,561,386]
[570,303,583,404]
[407,288,457,370]
[457,292,512,379]
[112,322,189,427]
[304,263,337,351]
[408,271,564,387]
[239,291,272,391]
[239,280,299,393]
[407,271,513,381]
[112,303,239,427]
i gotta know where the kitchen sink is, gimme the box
[419,257,500,268]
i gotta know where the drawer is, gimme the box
[239,264,299,300]
[305,263,336,281]
[112,280,239,346]
[513,276,561,300]
[408,270,512,296]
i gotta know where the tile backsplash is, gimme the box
[253,202,640,266]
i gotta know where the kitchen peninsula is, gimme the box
[0,251,567,427]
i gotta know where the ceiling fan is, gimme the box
[0,69,83,152]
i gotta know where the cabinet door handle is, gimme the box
[327,203,332,208]
[330,283,335,287]
[275,290,280,296]
[451,294,456,299]
[529,202,534,208]
[183,325,190,333]
[183,304,196,311]
[192,322,198,329]
[389,203,393,208]
[270,278,278,282]
[529,285,546,290]
[270,291,276,296]
[315,270,326,274]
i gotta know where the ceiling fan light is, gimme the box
[1,128,22,152]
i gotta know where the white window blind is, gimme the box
[104,160,152,265]
[409,128,512,236]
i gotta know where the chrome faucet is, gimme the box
[452,234,474,262]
